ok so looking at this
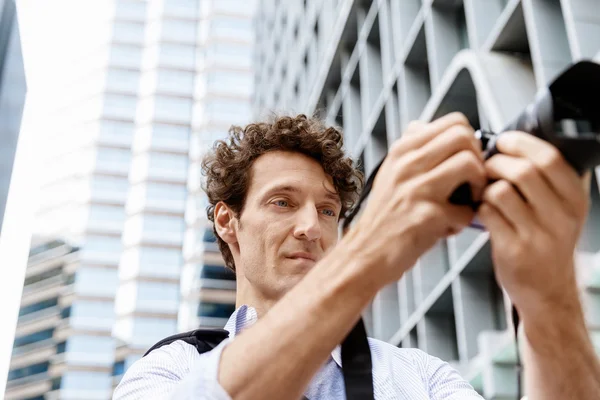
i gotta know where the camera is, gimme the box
[449,60,600,208]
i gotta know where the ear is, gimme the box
[214,202,238,244]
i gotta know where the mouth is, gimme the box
[287,252,318,262]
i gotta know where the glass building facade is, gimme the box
[0,0,26,236]
[7,1,253,398]
[253,0,600,398]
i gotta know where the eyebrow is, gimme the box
[262,184,342,206]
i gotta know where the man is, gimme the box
[114,113,600,399]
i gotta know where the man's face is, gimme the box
[232,150,342,300]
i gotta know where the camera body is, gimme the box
[450,60,600,207]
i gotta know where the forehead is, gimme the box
[248,151,338,197]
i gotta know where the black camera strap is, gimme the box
[341,318,375,400]
[512,307,522,399]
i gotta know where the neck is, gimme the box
[235,278,278,318]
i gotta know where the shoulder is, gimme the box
[367,337,434,371]
[367,338,482,398]
[113,340,200,398]
[142,339,201,374]
[367,337,434,390]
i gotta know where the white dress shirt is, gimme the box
[113,305,484,399]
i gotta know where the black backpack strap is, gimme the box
[143,328,230,357]
[341,318,374,400]
[143,325,373,400]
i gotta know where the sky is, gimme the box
[0,0,113,392]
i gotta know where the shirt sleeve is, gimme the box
[427,355,485,400]
[112,339,233,400]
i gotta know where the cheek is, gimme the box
[244,217,285,252]
[265,223,290,250]
[322,225,340,250]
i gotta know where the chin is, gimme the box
[277,272,308,294]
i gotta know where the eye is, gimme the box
[273,200,289,208]
[321,209,336,217]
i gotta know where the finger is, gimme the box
[441,203,477,235]
[419,150,487,202]
[411,123,482,172]
[495,132,586,216]
[481,180,536,235]
[403,120,426,136]
[485,154,563,228]
[478,202,516,238]
[426,112,472,137]
[391,112,472,155]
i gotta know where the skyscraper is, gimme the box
[0,0,26,236]
[178,0,253,333]
[7,1,254,398]
[253,0,600,398]
[112,0,254,381]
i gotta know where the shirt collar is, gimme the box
[224,305,343,368]
[223,304,258,339]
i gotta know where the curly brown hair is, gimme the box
[201,114,364,272]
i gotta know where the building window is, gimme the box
[115,1,146,20]
[143,215,182,232]
[197,302,236,319]
[206,71,252,95]
[152,96,193,123]
[88,205,126,226]
[112,360,125,376]
[19,298,58,317]
[145,182,188,202]
[200,265,235,281]
[101,120,135,138]
[28,240,64,257]
[8,362,50,381]
[138,247,183,271]
[212,0,255,15]
[112,21,145,44]
[151,123,190,143]
[61,306,72,319]
[68,301,115,331]
[148,152,189,175]
[83,235,123,257]
[13,329,54,348]
[103,94,137,120]
[56,341,67,354]
[204,98,251,122]
[96,147,132,171]
[207,42,252,66]
[23,266,62,286]
[109,44,143,69]
[91,175,130,196]
[51,377,62,390]
[203,228,216,243]
[155,69,195,95]
[65,273,76,286]
[160,19,197,43]
[157,43,196,69]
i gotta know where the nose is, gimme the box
[293,205,322,242]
